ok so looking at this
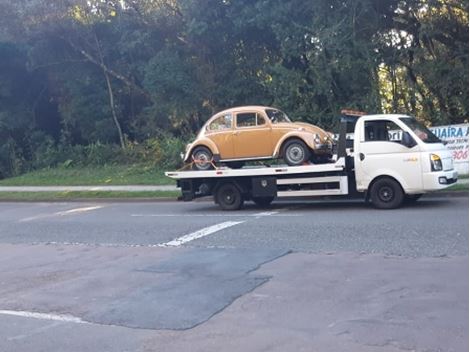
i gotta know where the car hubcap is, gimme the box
[379,186,394,202]
[194,151,211,169]
[287,145,304,163]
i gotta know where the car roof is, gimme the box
[216,106,278,115]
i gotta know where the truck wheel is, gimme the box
[191,146,213,170]
[252,196,274,207]
[282,139,310,166]
[216,183,244,210]
[370,178,404,209]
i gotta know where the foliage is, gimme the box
[0,0,467,178]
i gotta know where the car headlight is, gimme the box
[313,134,321,144]
[430,154,442,171]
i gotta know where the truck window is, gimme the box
[364,120,404,142]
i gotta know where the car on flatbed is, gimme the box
[184,106,334,170]
[168,111,458,210]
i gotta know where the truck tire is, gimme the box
[252,196,274,207]
[370,178,404,209]
[191,146,213,170]
[282,139,310,166]
[215,183,244,210]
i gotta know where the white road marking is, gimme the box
[55,205,104,216]
[19,205,104,222]
[253,211,279,217]
[158,221,245,247]
[130,211,300,218]
[0,310,89,324]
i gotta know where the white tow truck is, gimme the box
[165,112,458,210]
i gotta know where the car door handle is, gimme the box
[232,131,239,135]
[359,153,365,161]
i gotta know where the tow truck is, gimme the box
[165,111,458,210]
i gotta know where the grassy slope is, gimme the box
[0,190,180,201]
[0,165,175,186]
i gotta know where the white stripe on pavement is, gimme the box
[55,206,104,216]
[19,205,104,222]
[0,310,89,324]
[158,221,245,247]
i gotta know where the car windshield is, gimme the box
[265,109,291,123]
[399,117,441,143]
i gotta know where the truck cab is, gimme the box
[352,114,457,207]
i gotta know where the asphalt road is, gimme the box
[0,196,468,352]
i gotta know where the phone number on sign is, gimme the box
[452,150,468,160]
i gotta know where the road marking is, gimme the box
[158,221,245,247]
[19,205,104,222]
[253,211,279,217]
[55,205,104,216]
[130,211,300,218]
[0,310,89,324]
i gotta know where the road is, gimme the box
[0,196,468,352]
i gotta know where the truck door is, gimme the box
[354,119,423,192]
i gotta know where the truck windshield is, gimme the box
[265,109,291,124]
[399,117,441,143]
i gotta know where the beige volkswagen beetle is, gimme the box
[184,106,334,170]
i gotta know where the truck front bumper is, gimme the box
[422,169,458,191]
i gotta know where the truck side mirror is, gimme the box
[401,132,417,148]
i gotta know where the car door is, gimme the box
[205,113,235,159]
[354,119,423,192]
[232,112,272,159]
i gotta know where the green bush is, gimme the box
[26,133,187,172]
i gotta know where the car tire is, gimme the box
[191,146,213,170]
[282,139,310,166]
[252,196,274,207]
[370,178,404,209]
[216,183,244,210]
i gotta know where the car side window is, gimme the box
[237,113,257,128]
[208,114,232,131]
[257,113,266,126]
[364,120,404,142]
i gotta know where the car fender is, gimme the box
[184,138,220,162]
[273,132,314,157]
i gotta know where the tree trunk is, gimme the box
[104,71,125,149]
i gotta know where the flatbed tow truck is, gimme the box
[165,111,458,210]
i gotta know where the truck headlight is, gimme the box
[430,154,442,171]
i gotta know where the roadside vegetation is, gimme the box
[0,0,467,183]
[0,190,180,201]
[0,165,174,186]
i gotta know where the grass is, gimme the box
[0,190,180,201]
[444,183,469,192]
[0,164,175,186]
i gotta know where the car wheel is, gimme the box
[216,183,244,210]
[227,161,245,169]
[191,146,213,170]
[370,178,404,209]
[252,196,274,207]
[282,139,310,166]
